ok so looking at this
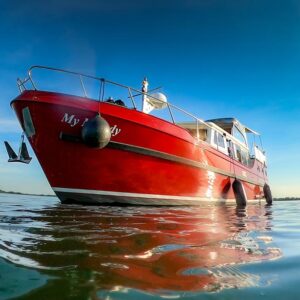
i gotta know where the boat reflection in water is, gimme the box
[0,198,281,298]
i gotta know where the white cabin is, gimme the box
[178,118,266,166]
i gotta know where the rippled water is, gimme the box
[0,193,299,299]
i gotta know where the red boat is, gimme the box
[10,66,272,205]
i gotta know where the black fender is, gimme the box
[232,179,247,206]
[81,114,111,148]
[263,184,273,205]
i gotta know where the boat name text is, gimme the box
[61,113,121,136]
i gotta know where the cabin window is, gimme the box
[212,130,228,154]
[213,131,218,145]
[232,126,246,145]
[214,131,225,149]
[217,133,225,148]
[241,150,250,166]
[234,144,242,162]
[233,143,250,165]
[227,140,234,157]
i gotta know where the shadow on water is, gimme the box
[0,194,281,299]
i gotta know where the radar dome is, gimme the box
[147,93,168,109]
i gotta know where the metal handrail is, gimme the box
[19,65,205,124]
[17,65,254,151]
[26,65,143,108]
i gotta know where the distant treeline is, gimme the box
[274,197,300,201]
[0,189,55,197]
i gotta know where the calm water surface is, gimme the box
[0,193,299,299]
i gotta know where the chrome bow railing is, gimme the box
[16,65,215,139]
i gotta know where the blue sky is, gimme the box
[0,0,299,197]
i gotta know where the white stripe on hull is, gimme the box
[53,187,263,205]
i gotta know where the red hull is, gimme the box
[12,90,268,205]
